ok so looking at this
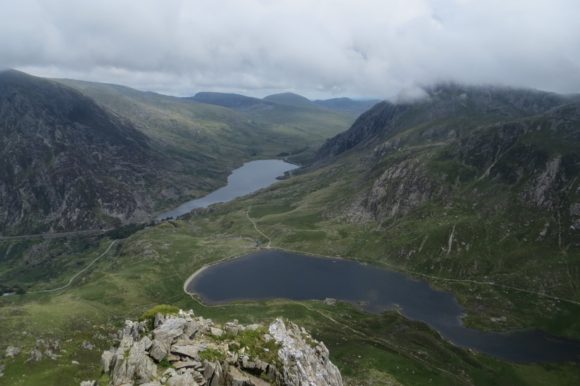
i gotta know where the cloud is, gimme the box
[1,0,579,98]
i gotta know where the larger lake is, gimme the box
[157,160,297,220]
[187,249,580,363]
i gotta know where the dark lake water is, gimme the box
[157,160,297,220]
[187,249,580,363]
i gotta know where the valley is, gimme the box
[1,76,580,385]
[0,70,358,236]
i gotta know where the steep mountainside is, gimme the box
[221,84,580,338]
[0,70,205,234]
[317,84,566,159]
[0,71,358,235]
[2,84,580,386]
[310,86,580,277]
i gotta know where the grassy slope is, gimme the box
[1,171,580,385]
[57,79,356,164]
[2,86,580,385]
[236,153,580,338]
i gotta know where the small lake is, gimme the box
[187,250,580,363]
[157,160,297,220]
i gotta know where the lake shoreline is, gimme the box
[157,159,298,221]
[184,248,580,364]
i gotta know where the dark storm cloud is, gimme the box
[1,0,579,98]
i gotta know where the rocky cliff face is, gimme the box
[0,70,200,234]
[316,85,580,232]
[344,155,448,223]
[91,310,342,386]
[301,84,580,302]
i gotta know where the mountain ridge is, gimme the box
[316,83,569,161]
[0,70,358,234]
[0,70,202,234]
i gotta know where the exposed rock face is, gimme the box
[320,88,580,240]
[451,104,580,217]
[269,319,342,386]
[97,310,342,386]
[345,157,445,223]
[0,69,200,235]
[0,70,146,233]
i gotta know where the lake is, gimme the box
[186,249,580,363]
[157,159,298,220]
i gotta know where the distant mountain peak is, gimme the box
[264,91,310,99]
[263,92,314,108]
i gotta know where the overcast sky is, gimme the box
[1,0,579,99]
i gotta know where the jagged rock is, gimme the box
[80,381,96,386]
[226,366,270,386]
[151,317,187,361]
[203,361,224,386]
[142,336,153,351]
[269,319,343,386]
[224,321,242,336]
[167,354,181,362]
[161,368,178,383]
[5,346,20,358]
[0,363,5,377]
[173,360,202,370]
[122,320,146,342]
[184,320,201,338]
[191,369,207,385]
[210,327,224,338]
[111,336,157,385]
[154,317,187,343]
[101,350,114,373]
[99,310,342,386]
[171,345,201,360]
[166,370,197,386]
[149,339,169,362]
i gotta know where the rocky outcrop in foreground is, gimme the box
[92,310,342,386]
